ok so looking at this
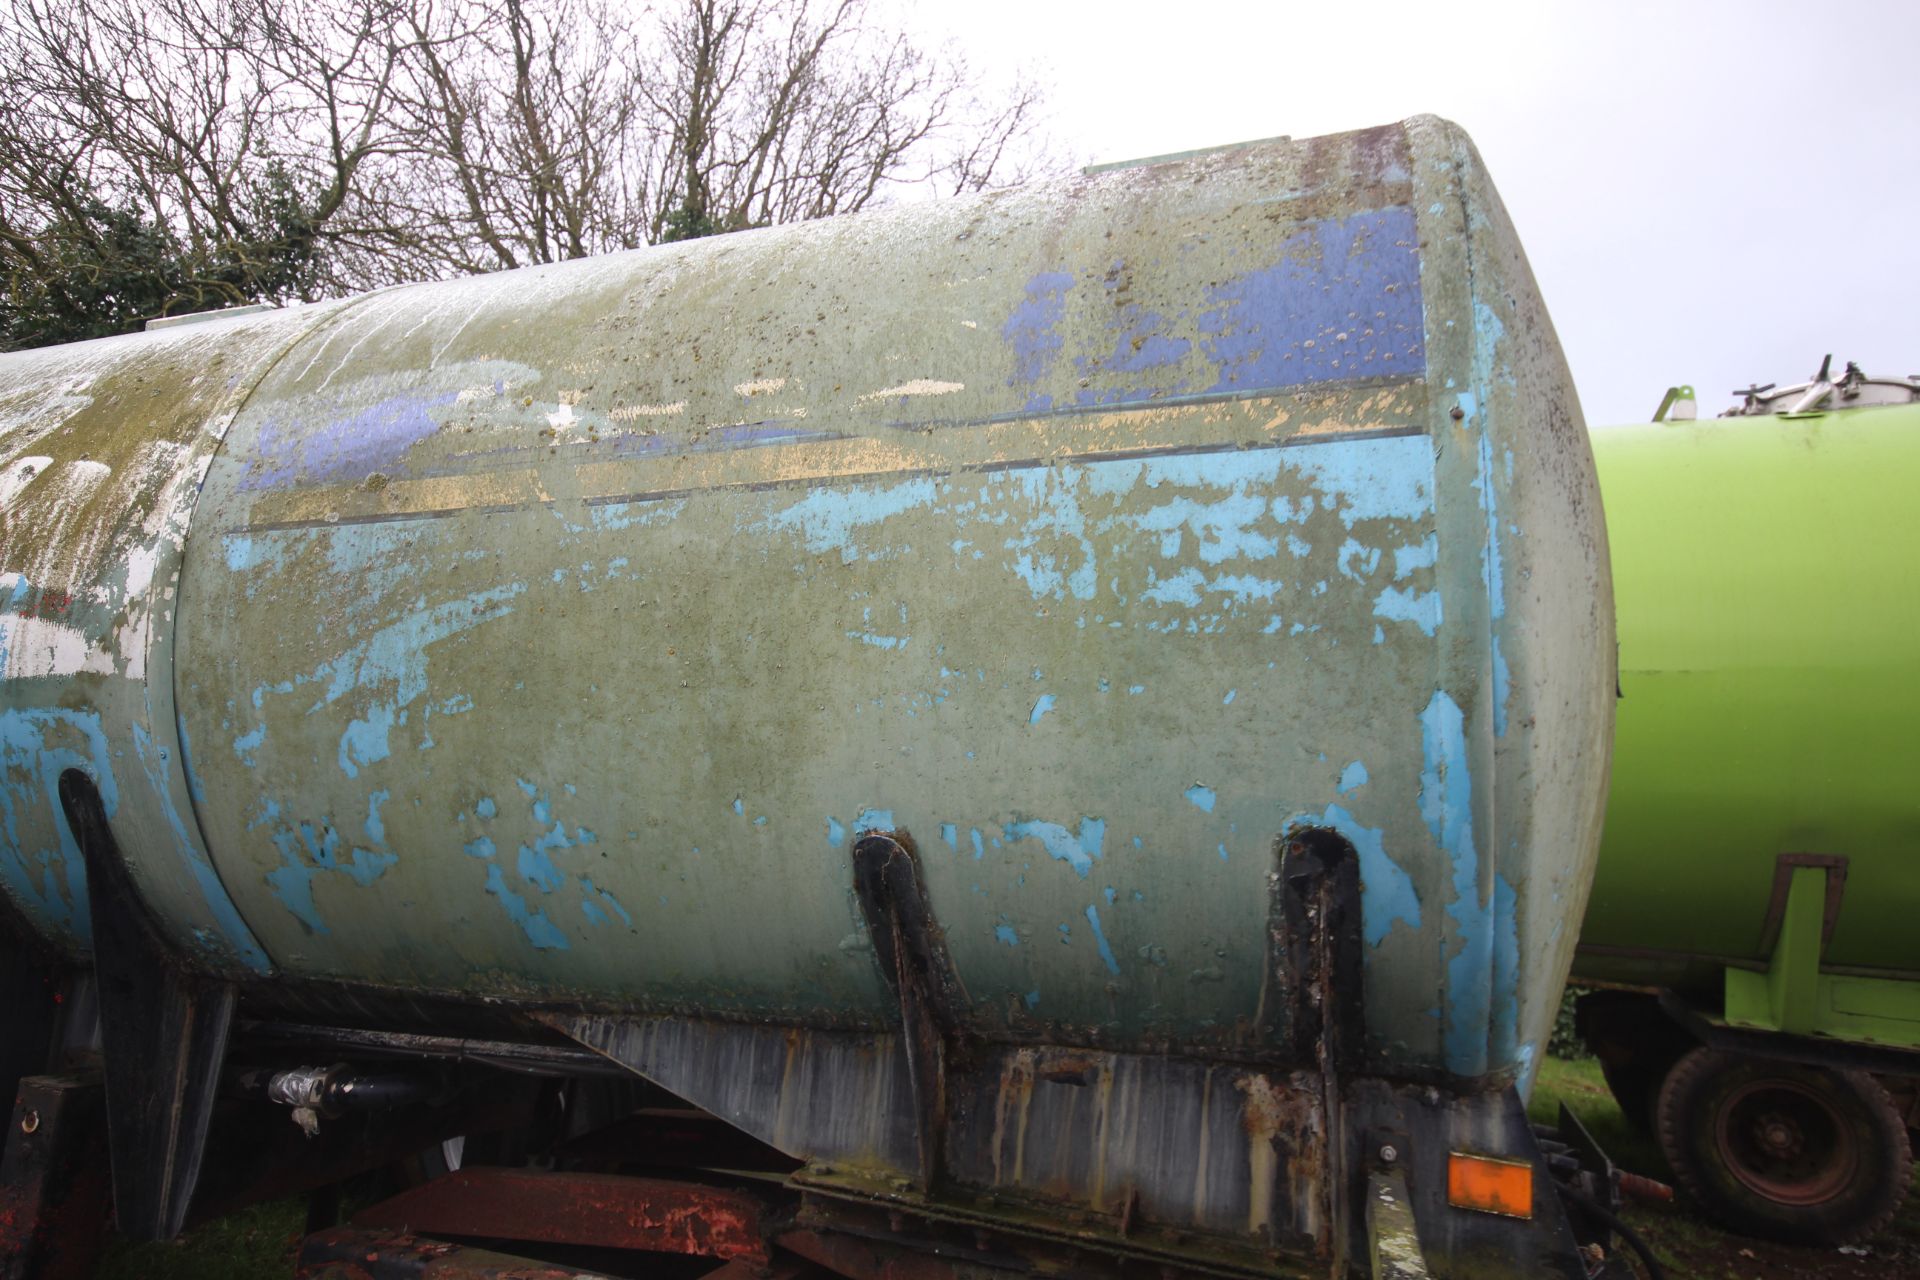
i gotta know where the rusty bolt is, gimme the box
[1449,405,1465,421]
[21,1110,39,1134]
[1378,1143,1398,1164]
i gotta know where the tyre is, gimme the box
[1655,1046,1912,1244]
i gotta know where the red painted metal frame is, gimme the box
[298,1227,610,1279]
[351,1167,771,1263]
[300,1226,823,1280]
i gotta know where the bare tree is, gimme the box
[389,0,654,272]
[0,0,1052,348]
[639,0,1047,240]
[0,0,419,315]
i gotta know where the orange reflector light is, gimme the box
[1446,1152,1534,1219]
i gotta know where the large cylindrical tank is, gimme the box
[0,116,1609,1099]
[1576,398,1920,992]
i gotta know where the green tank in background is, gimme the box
[1573,359,1920,1245]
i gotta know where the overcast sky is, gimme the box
[918,0,1918,427]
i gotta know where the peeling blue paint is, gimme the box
[1003,270,1074,392]
[1374,586,1442,636]
[940,823,958,849]
[1492,873,1520,1067]
[1028,694,1056,725]
[177,717,208,804]
[476,796,497,819]
[239,584,527,780]
[365,789,390,844]
[580,876,633,928]
[1337,539,1382,583]
[1474,430,1507,619]
[1197,208,1425,393]
[1338,761,1370,794]
[591,497,688,533]
[1084,904,1120,974]
[0,708,121,948]
[1286,434,1436,529]
[1491,636,1511,737]
[995,924,1019,947]
[240,388,456,491]
[484,863,569,950]
[1003,816,1104,879]
[1183,783,1216,813]
[463,836,496,859]
[752,435,1438,636]
[1422,689,1492,1074]
[1393,534,1439,579]
[233,724,265,766]
[342,846,396,886]
[129,721,271,970]
[825,816,845,845]
[338,704,396,777]
[1312,803,1419,946]
[224,534,260,571]
[847,630,908,650]
[265,857,328,934]
[759,477,939,563]
[970,828,984,860]
[853,808,893,834]
[518,844,565,893]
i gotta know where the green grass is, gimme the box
[1530,1054,1670,1177]
[94,1198,305,1280]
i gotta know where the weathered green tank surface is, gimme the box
[1576,395,1920,1033]
[1,117,1612,1274]
[1571,375,1920,1247]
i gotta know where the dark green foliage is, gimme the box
[657,198,722,244]
[1,166,320,352]
[1549,983,1592,1059]
[0,200,183,349]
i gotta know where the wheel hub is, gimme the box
[1755,1111,1804,1160]
[1715,1079,1856,1206]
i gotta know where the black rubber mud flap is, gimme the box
[59,769,235,1241]
[850,831,968,1189]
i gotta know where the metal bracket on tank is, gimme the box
[849,832,969,1189]
[57,769,236,1241]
